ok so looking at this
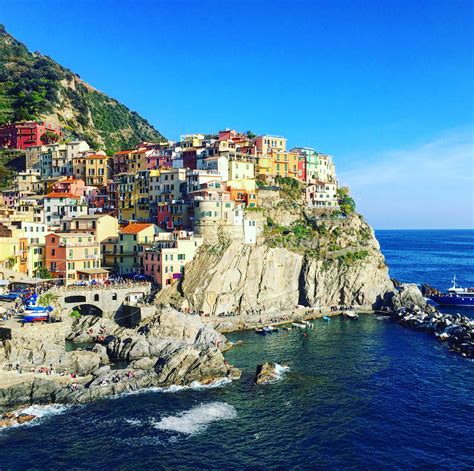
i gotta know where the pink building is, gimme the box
[218,129,238,141]
[51,177,86,197]
[141,231,202,288]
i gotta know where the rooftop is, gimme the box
[44,192,80,199]
[120,223,154,234]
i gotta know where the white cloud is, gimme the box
[337,128,474,229]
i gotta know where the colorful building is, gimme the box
[141,231,203,288]
[305,181,339,208]
[60,214,119,243]
[0,121,61,150]
[45,232,104,284]
[117,222,159,275]
[72,153,110,186]
[255,135,287,155]
[42,192,88,228]
[50,177,86,197]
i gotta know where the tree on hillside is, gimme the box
[337,186,356,216]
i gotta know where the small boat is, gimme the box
[283,326,292,331]
[323,316,331,322]
[255,328,266,335]
[302,320,314,329]
[292,322,307,329]
[25,305,49,312]
[344,310,359,320]
[23,311,49,322]
[265,325,279,333]
[0,292,21,301]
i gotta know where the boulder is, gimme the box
[255,362,277,384]
[130,357,156,370]
[65,351,101,376]
[91,344,109,365]
[144,308,228,349]
[17,413,36,424]
[386,283,426,310]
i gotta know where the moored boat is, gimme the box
[323,316,331,322]
[344,310,359,320]
[428,277,474,307]
[292,322,307,329]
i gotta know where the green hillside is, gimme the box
[0,25,165,154]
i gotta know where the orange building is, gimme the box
[45,232,105,284]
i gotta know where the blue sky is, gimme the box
[1,0,473,228]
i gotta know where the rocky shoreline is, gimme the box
[390,306,474,358]
[0,269,470,430]
[0,307,241,426]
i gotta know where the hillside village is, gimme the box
[0,122,342,289]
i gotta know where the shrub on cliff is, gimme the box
[337,187,356,216]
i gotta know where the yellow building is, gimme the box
[255,135,287,155]
[61,214,119,243]
[269,150,299,179]
[0,237,19,272]
[117,223,158,275]
[72,153,110,186]
[256,155,271,177]
[128,149,149,173]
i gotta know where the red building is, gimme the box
[182,149,197,169]
[297,156,307,182]
[0,121,61,150]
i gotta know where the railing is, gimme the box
[50,281,151,293]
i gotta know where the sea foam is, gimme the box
[273,363,290,380]
[152,402,237,435]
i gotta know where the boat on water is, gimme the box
[344,310,359,320]
[265,325,279,333]
[292,322,307,329]
[255,327,266,335]
[428,276,474,307]
[323,316,331,322]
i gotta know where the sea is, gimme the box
[0,230,473,470]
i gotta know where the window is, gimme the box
[51,249,56,256]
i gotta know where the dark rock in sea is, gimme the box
[255,362,277,384]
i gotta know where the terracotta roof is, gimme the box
[86,154,107,159]
[114,150,134,155]
[120,223,154,234]
[56,176,77,182]
[44,192,80,199]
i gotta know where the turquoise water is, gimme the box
[0,230,473,470]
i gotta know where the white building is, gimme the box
[42,193,88,229]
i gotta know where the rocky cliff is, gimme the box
[156,214,394,315]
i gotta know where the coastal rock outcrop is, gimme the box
[0,307,239,415]
[385,283,427,311]
[156,215,393,315]
[391,306,474,358]
[255,362,278,384]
